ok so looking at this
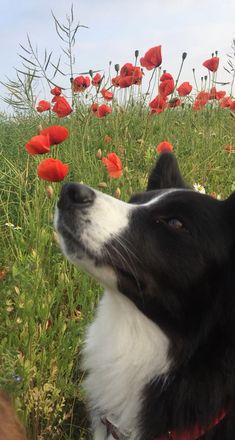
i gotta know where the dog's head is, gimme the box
[54,153,235,347]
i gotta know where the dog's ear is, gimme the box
[147,152,188,191]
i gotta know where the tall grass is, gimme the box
[0,106,234,439]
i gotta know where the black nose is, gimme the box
[57,183,96,210]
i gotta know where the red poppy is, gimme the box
[230,100,235,110]
[177,82,192,97]
[112,76,121,87]
[92,73,102,87]
[36,100,51,113]
[202,56,219,72]
[91,102,99,113]
[149,95,167,114]
[73,75,91,92]
[168,98,181,108]
[159,72,174,98]
[209,87,226,100]
[193,91,209,110]
[50,86,62,96]
[37,158,69,182]
[101,88,113,101]
[102,153,122,178]
[96,104,112,118]
[156,141,174,154]
[52,96,73,118]
[40,126,69,145]
[120,63,135,77]
[219,97,233,108]
[140,45,162,70]
[223,145,235,153]
[25,134,51,155]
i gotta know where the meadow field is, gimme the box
[0,105,234,439]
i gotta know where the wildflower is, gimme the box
[202,56,219,72]
[224,145,235,153]
[101,88,113,101]
[193,91,209,110]
[91,102,99,113]
[112,75,121,87]
[104,135,112,144]
[96,104,112,118]
[159,72,174,98]
[73,75,91,92]
[149,95,167,114]
[37,158,69,182]
[36,100,51,112]
[177,82,192,97]
[114,63,143,88]
[193,183,206,194]
[102,153,122,178]
[156,141,174,154]
[140,45,162,70]
[40,126,69,145]
[219,97,233,108]
[92,73,103,87]
[209,87,226,100]
[230,100,235,111]
[52,96,73,118]
[50,86,62,96]
[25,134,51,155]
[168,98,181,108]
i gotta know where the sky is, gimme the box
[0,0,235,111]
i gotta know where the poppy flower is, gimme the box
[36,100,51,112]
[209,87,226,100]
[50,86,62,96]
[101,88,113,101]
[52,96,73,118]
[230,100,235,110]
[156,141,174,154]
[102,153,122,178]
[96,104,112,118]
[159,72,174,98]
[149,95,167,114]
[219,97,233,108]
[25,134,51,155]
[40,126,69,145]
[37,158,69,182]
[92,73,102,87]
[91,102,99,113]
[224,145,235,153]
[177,82,192,97]
[168,98,181,108]
[73,75,90,92]
[112,76,121,87]
[202,56,219,72]
[120,63,135,77]
[193,91,209,110]
[140,45,162,70]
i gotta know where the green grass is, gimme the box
[0,106,234,439]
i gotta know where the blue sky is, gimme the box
[0,0,234,110]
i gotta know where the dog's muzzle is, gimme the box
[57,182,96,211]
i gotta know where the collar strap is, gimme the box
[102,409,226,440]
[155,409,226,440]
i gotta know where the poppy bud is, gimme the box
[182,52,187,60]
[114,188,121,199]
[98,182,107,188]
[45,186,54,199]
[211,52,214,57]
[37,124,43,134]
[115,64,120,73]
[70,77,73,84]
[96,149,102,159]
[215,50,218,56]
[204,76,208,81]
[89,69,93,77]
[192,68,195,72]
[135,50,139,58]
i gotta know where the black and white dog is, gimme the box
[54,153,235,440]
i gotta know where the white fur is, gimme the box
[82,289,170,438]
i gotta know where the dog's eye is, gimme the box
[167,218,183,229]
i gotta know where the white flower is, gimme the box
[193,183,206,194]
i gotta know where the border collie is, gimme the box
[54,153,235,440]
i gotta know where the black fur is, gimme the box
[103,153,235,439]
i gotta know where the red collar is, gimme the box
[155,409,226,440]
[102,409,226,440]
